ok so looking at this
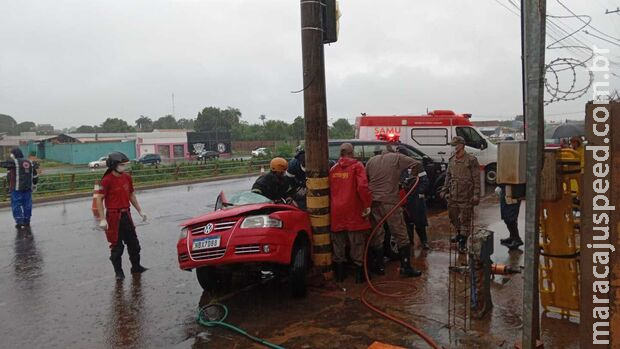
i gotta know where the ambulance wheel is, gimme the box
[485,164,497,185]
[289,239,309,298]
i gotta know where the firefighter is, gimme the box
[329,143,372,283]
[95,152,148,280]
[442,136,481,253]
[251,157,294,202]
[285,150,308,208]
[497,185,523,249]
[401,163,430,250]
[1,148,38,229]
[570,136,585,170]
[366,145,422,277]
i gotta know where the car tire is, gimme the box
[485,163,497,185]
[289,241,309,298]
[94,164,99,168]
[196,266,232,293]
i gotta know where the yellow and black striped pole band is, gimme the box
[306,176,333,276]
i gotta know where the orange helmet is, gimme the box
[270,157,288,172]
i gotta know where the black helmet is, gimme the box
[105,152,129,169]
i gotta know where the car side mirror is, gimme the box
[214,191,227,211]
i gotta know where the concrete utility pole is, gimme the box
[300,0,333,280]
[521,0,546,348]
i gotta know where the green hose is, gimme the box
[197,303,286,349]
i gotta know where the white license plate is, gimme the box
[192,236,221,251]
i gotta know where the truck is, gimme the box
[355,110,498,184]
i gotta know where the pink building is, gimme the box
[136,130,190,160]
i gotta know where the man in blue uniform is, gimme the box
[1,148,39,229]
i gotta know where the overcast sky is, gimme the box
[1,0,618,129]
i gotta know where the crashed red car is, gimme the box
[177,191,313,297]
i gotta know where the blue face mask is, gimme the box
[116,164,127,173]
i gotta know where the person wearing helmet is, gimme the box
[1,148,39,229]
[251,157,294,202]
[285,150,307,208]
[94,152,148,280]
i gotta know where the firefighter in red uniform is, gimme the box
[95,152,148,280]
[329,143,372,283]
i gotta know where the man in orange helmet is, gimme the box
[251,157,295,202]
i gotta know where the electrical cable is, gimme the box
[360,176,442,349]
[197,303,286,349]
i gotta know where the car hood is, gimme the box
[180,203,298,228]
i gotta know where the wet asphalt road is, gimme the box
[0,176,258,349]
[0,179,579,349]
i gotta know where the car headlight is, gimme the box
[241,215,283,229]
[179,227,188,239]
[440,164,446,171]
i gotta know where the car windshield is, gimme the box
[226,191,273,206]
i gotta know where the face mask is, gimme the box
[450,145,457,154]
[116,164,127,173]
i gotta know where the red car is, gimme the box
[177,191,313,297]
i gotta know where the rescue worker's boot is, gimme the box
[369,248,385,276]
[506,221,523,249]
[417,226,430,250]
[398,245,422,277]
[110,245,125,280]
[334,263,346,282]
[354,265,366,284]
[129,254,148,274]
[458,235,469,254]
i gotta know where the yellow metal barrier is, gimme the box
[539,148,581,318]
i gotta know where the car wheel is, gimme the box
[94,164,99,168]
[289,241,309,298]
[485,163,497,185]
[196,267,231,293]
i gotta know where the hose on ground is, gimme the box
[361,175,442,349]
[197,303,286,349]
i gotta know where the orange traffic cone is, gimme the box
[91,180,100,219]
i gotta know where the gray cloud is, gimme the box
[0,0,617,128]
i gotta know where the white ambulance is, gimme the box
[355,110,498,184]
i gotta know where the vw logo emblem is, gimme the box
[204,223,214,234]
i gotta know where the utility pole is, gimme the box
[300,0,333,280]
[521,0,546,348]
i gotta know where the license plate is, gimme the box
[192,236,221,251]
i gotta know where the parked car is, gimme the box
[197,150,220,161]
[327,139,447,205]
[251,147,270,157]
[177,191,312,297]
[137,153,162,165]
[88,156,108,169]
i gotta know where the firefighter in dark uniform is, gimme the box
[401,162,430,250]
[441,136,481,253]
[1,148,39,229]
[251,157,294,202]
[285,150,308,208]
[95,152,148,280]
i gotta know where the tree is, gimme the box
[259,114,267,125]
[263,120,292,141]
[135,116,153,132]
[195,106,242,132]
[0,114,18,135]
[329,118,354,139]
[76,125,97,133]
[153,115,179,129]
[17,121,36,133]
[99,118,135,133]
[291,116,305,142]
[177,118,195,130]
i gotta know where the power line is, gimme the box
[556,0,620,42]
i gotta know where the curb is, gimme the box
[0,173,259,209]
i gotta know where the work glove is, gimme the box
[99,219,108,230]
[138,211,147,222]
[495,186,502,197]
[471,196,480,206]
[362,207,371,218]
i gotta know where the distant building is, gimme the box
[136,130,190,160]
